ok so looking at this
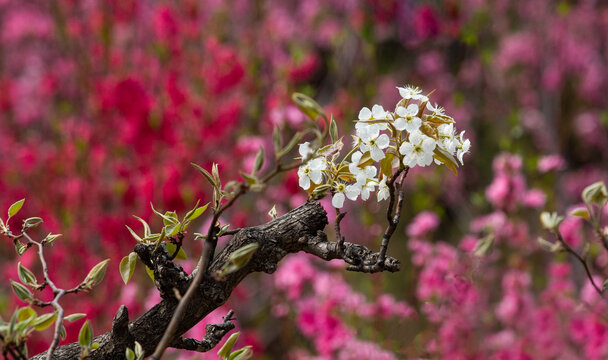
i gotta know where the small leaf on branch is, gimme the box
[582,181,608,207]
[65,313,87,322]
[279,132,302,158]
[22,217,43,229]
[17,262,37,287]
[11,280,33,301]
[191,162,217,187]
[329,116,338,143]
[570,207,590,219]
[42,233,62,245]
[8,198,25,218]
[119,252,138,284]
[240,172,258,185]
[229,346,253,360]
[218,332,240,359]
[32,312,57,331]
[253,146,265,174]
[84,259,110,289]
[78,320,93,347]
[125,225,143,243]
[273,125,282,154]
[132,216,151,237]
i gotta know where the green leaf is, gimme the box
[18,262,37,286]
[145,266,155,281]
[433,147,459,175]
[380,153,394,178]
[78,320,92,347]
[32,312,57,331]
[162,211,179,226]
[273,125,282,154]
[279,132,302,158]
[570,207,590,219]
[17,307,36,322]
[253,147,265,174]
[185,203,209,222]
[125,348,135,360]
[582,181,608,207]
[23,217,43,229]
[165,242,187,260]
[218,332,240,359]
[43,233,62,245]
[240,172,258,185]
[119,252,138,284]
[132,216,151,237]
[229,243,259,268]
[125,225,143,243]
[60,325,66,339]
[229,346,253,360]
[134,341,143,359]
[84,259,110,288]
[8,199,25,218]
[212,163,221,188]
[64,313,87,322]
[11,281,33,301]
[291,93,325,121]
[191,163,217,187]
[14,242,28,256]
[329,116,338,143]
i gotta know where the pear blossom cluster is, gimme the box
[296,85,470,208]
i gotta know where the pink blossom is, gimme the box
[406,211,440,238]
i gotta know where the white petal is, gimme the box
[375,134,390,149]
[396,106,407,117]
[405,117,422,132]
[406,103,419,116]
[393,117,406,131]
[309,170,323,184]
[299,175,311,190]
[332,193,345,208]
[345,185,360,200]
[421,138,437,152]
[370,146,385,162]
[299,142,313,158]
[358,107,372,121]
[351,151,363,164]
[399,142,413,156]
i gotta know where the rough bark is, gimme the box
[30,200,399,359]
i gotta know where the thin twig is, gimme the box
[335,209,346,255]
[151,159,300,359]
[377,167,409,266]
[554,230,604,296]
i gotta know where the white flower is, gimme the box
[437,124,457,154]
[297,157,326,190]
[360,181,377,201]
[377,178,389,202]
[348,151,377,185]
[358,126,390,162]
[397,85,429,102]
[332,182,358,208]
[456,131,471,165]
[299,141,314,159]
[394,104,422,132]
[356,104,387,134]
[400,130,437,168]
[345,184,361,201]
[426,102,446,115]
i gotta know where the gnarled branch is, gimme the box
[31,200,400,359]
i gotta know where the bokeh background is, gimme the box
[1,0,608,358]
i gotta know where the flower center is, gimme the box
[303,168,310,174]
[337,184,345,192]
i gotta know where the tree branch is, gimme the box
[30,200,400,359]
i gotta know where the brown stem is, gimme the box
[554,230,604,296]
[377,167,409,266]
